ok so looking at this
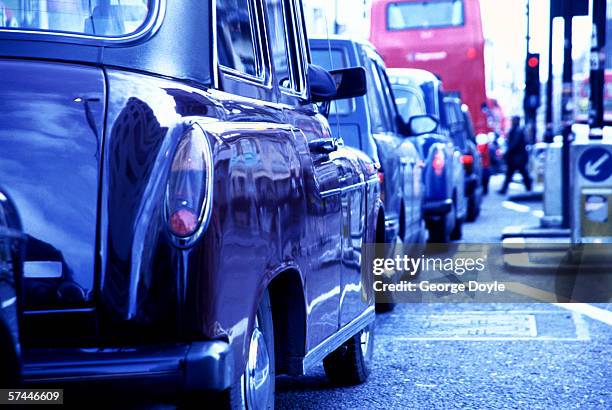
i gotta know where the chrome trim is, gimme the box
[298,306,375,374]
[0,0,166,47]
[212,0,219,90]
[320,180,367,198]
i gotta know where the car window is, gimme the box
[445,102,457,125]
[288,0,309,94]
[375,63,398,132]
[393,86,426,124]
[364,57,392,133]
[310,47,354,115]
[387,0,464,30]
[0,0,152,38]
[265,0,292,88]
[217,0,259,77]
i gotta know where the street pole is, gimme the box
[526,0,531,54]
[561,0,573,229]
[590,0,607,129]
[546,0,554,129]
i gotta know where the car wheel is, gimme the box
[466,194,481,222]
[0,327,20,388]
[323,322,374,386]
[226,291,275,410]
[427,201,453,243]
[450,216,463,241]
[375,301,395,313]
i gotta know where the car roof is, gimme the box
[0,2,213,87]
[387,68,441,86]
[310,36,375,51]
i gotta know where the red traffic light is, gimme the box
[528,56,539,68]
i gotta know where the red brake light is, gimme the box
[461,154,474,174]
[170,208,199,237]
[432,151,445,176]
[378,171,385,185]
[461,154,474,165]
[467,47,477,59]
[166,126,213,239]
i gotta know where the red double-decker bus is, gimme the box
[370,0,490,134]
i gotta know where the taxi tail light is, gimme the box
[378,171,385,202]
[432,151,445,176]
[166,126,213,238]
[461,154,474,174]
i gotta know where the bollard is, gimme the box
[541,141,563,228]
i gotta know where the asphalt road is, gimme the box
[275,175,612,409]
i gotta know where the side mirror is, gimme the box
[309,65,367,103]
[407,115,439,136]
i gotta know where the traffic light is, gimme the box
[524,53,541,120]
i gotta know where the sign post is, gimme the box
[571,140,612,243]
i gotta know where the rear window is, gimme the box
[393,86,426,124]
[0,0,154,38]
[387,0,464,31]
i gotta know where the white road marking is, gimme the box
[553,303,612,326]
[1,296,16,309]
[502,201,531,213]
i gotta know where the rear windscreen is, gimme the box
[387,0,464,31]
[0,0,154,38]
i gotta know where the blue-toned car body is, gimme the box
[0,189,24,387]
[310,38,427,247]
[389,68,467,242]
[0,0,379,396]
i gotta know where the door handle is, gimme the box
[309,138,339,154]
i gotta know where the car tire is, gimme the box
[466,194,481,222]
[225,291,275,410]
[375,302,395,313]
[323,322,374,386]
[428,201,454,243]
[450,216,463,241]
[0,327,20,388]
[428,218,450,243]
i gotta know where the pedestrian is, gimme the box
[498,116,532,194]
[544,123,555,144]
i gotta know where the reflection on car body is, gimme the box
[0,0,381,406]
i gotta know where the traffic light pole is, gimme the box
[590,0,607,129]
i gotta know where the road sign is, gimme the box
[578,147,612,182]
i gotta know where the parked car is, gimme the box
[0,0,381,406]
[442,95,484,221]
[388,69,467,242]
[0,189,23,387]
[310,37,435,311]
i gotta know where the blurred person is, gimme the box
[498,116,532,194]
[544,123,555,144]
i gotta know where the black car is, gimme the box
[0,189,23,387]
[0,0,380,407]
